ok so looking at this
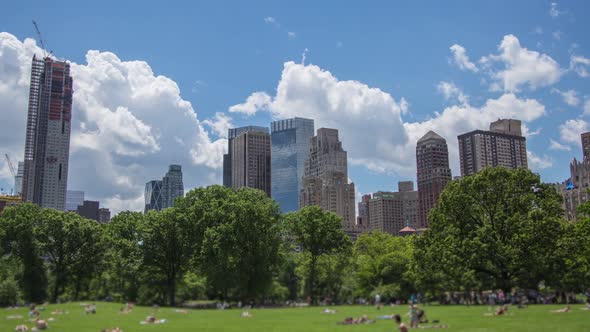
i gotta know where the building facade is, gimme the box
[582,132,590,160]
[553,134,590,221]
[270,117,314,212]
[162,165,184,209]
[300,128,356,230]
[366,181,419,235]
[77,200,99,221]
[458,119,528,176]
[98,208,111,223]
[144,180,163,213]
[223,126,269,188]
[22,56,74,211]
[230,127,271,196]
[14,162,24,196]
[65,190,85,212]
[416,131,452,228]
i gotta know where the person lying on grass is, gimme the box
[15,325,29,332]
[322,308,336,314]
[101,327,123,332]
[7,315,23,319]
[241,311,253,318]
[337,315,375,325]
[550,306,570,313]
[174,309,189,314]
[140,314,167,324]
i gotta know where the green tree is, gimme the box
[0,204,47,302]
[35,210,104,302]
[422,167,564,293]
[142,208,193,306]
[549,216,590,294]
[175,186,282,301]
[285,206,351,304]
[103,211,145,302]
[353,231,414,300]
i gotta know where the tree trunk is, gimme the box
[308,256,317,305]
[168,275,176,307]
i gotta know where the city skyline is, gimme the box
[1,1,590,213]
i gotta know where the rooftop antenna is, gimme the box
[32,20,52,59]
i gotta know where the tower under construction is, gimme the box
[21,55,73,210]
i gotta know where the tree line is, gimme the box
[0,167,588,307]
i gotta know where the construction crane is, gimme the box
[32,20,52,58]
[4,154,16,179]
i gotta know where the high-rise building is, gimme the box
[553,158,590,221]
[223,126,269,188]
[271,117,315,212]
[22,56,73,211]
[98,208,111,223]
[367,184,419,236]
[458,119,528,176]
[77,200,99,221]
[14,161,24,196]
[416,131,452,228]
[65,190,85,212]
[144,180,163,213]
[162,165,184,209]
[553,133,590,221]
[300,128,356,230]
[582,132,590,160]
[357,194,371,229]
[229,127,271,196]
[144,165,184,212]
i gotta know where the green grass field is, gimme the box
[2,302,589,331]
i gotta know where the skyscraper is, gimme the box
[65,190,85,212]
[145,165,184,213]
[300,128,356,230]
[162,165,184,209]
[144,180,163,213]
[77,200,99,221]
[98,208,111,223]
[228,127,271,196]
[223,126,269,188]
[416,131,452,228]
[14,162,24,196]
[458,119,528,176]
[271,117,314,212]
[367,183,419,236]
[22,56,73,210]
[582,132,590,160]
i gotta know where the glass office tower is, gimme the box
[271,117,314,212]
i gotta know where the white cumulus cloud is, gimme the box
[551,88,580,106]
[570,55,590,78]
[527,151,553,170]
[437,81,468,105]
[559,119,588,145]
[0,32,225,213]
[449,44,478,72]
[549,139,571,151]
[228,91,272,116]
[480,34,562,92]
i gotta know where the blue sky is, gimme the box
[1,1,590,212]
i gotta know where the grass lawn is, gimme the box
[2,302,589,331]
